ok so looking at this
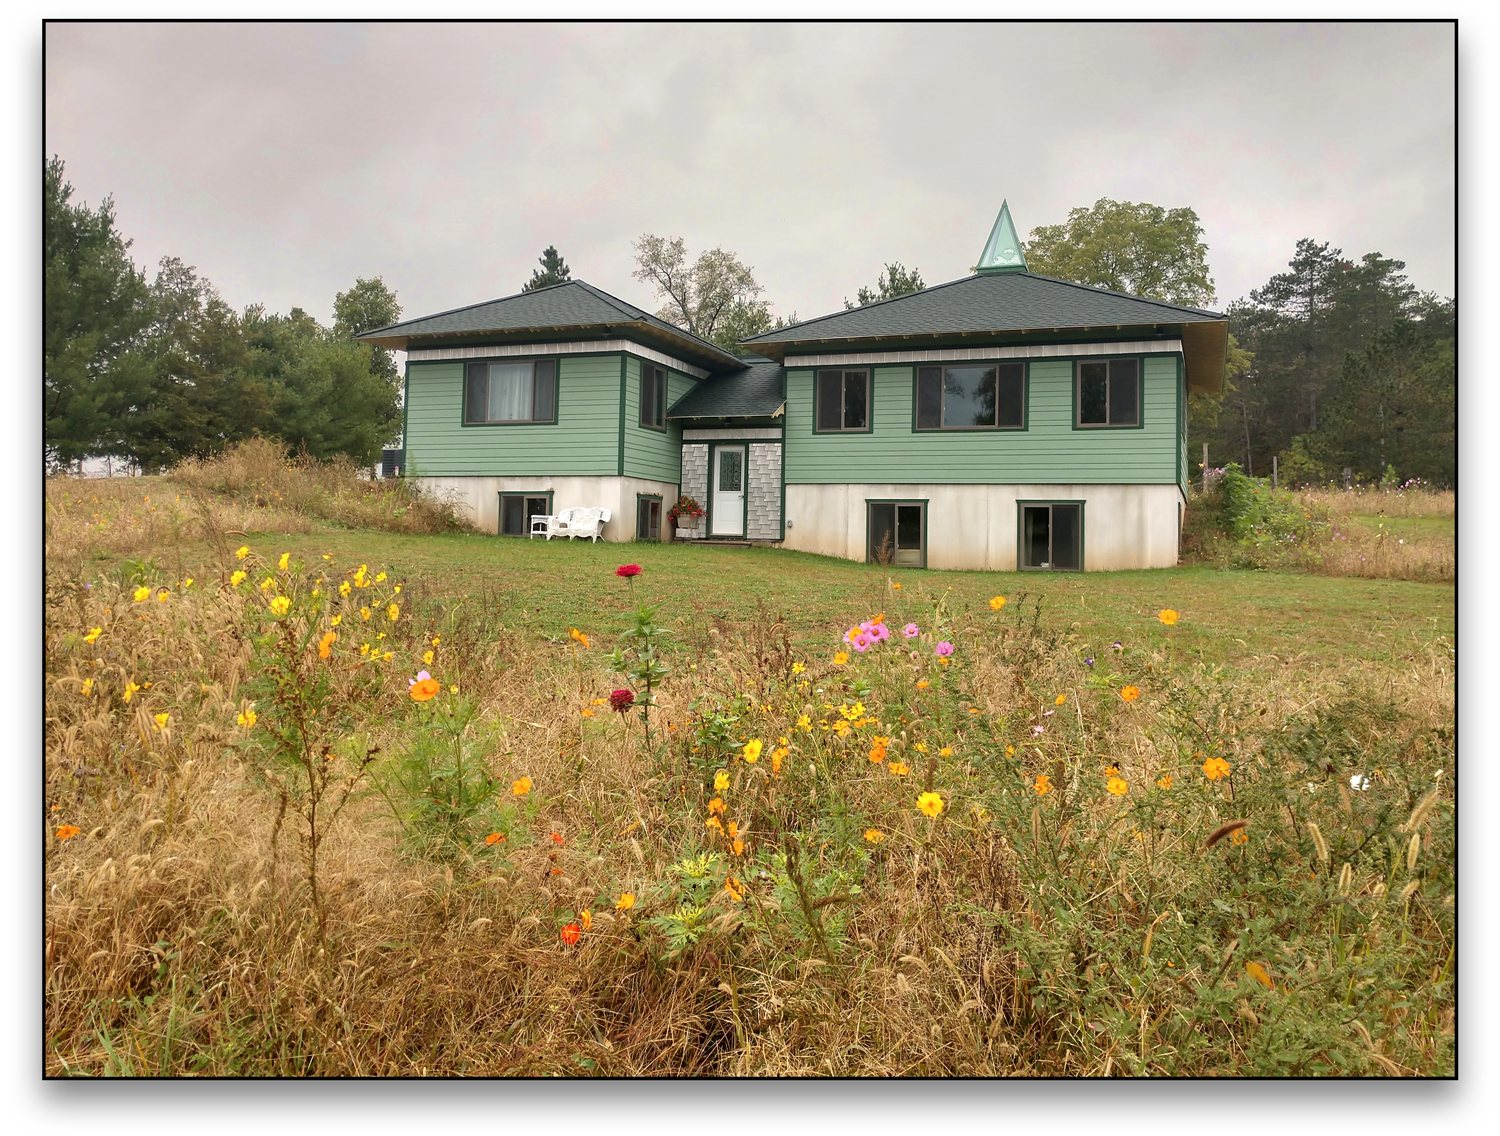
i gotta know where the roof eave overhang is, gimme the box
[360,320,742,372]
[749,321,1216,364]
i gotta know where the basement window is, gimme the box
[1076,358,1139,427]
[465,359,558,424]
[499,492,553,536]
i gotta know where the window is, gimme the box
[1019,503,1082,570]
[915,362,1025,429]
[815,369,870,432]
[498,492,553,536]
[465,358,557,424]
[868,501,924,568]
[636,495,662,541]
[640,364,667,430]
[1076,358,1140,427]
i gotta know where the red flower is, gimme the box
[609,688,636,713]
[550,832,565,845]
[615,564,642,578]
[560,922,582,945]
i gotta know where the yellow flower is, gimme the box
[888,762,910,776]
[259,577,274,592]
[512,777,533,797]
[237,707,257,728]
[387,604,400,621]
[939,747,953,758]
[1107,776,1129,796]
[329,614,342,627]
[449,685,458,693]
[1157,609,1179,626]
[742,739,763,763]
[1157,774,1173,790]
[714,769,730,792]
[359,643,370,656]
[1120,686,1140,703]
[382,652,393,661]
[791,661,806,675]
[394,584,401,594]
[423,650,434,665]
[122,681,140,703]
[579,909,592,931]
[157,589,169,603]
[80,678,94,696]
[916,679,930,690]
[269,595,291,616]
[796,714,811,731]
[832,720,852,737]
[990,595,1006,611]
[1034,774,1052,796]
[833,651,849,666]
[83,627,102,644]
[235,545,250,560]
[1054,694,1066,706]
[375,572,387,582]
[278,552,290,570]
[615,892,635,912]
[580,708,594,717]
[230,569,248,587]
[133,586,151,602]
[360,607,371,621]
[891,582,901,590]
[864,829,885,843]
[1201,756,1232,781]
[916,792,944,818]
[1006,746,1015,758]
[339,581,352,596]
[154,712,170,730]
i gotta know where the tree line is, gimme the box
[45,156,403,473]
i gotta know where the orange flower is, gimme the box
[833,651,849,666]
[1157,609,1180,626]
[1157,774,1174,790]
[56,825,81,842]
[318,631,337,659]
[560,923,581,946]
[550,832,565,845]
[724,877,744,902]
[1034,774,1052,796]
[1120,686,1140,703]
[1106,775,1129,796]
[409,675,440,701]
[485,831,506,845]
[708,797,726,815]
[705,816,723,832]
[888,762,910,776]
[864,828,885,843]
[916,679,930,690]
[512,777,533,797]
[1201,756,1232,781]
[1231,828,1249,845]
[569,627,591,648]
[732,839,745,856]
[615,893,635,912]
[579,910,592,931]
[869,745,887,764]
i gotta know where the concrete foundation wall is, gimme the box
[781,483,1183,571]
[414,475,678,542]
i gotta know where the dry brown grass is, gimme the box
[44,474,1455,1078]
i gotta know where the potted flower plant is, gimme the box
[666,495,704,539]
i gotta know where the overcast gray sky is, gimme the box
[44,21,1455,329]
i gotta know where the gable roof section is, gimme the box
[742,271,1229,392]
[356,280,743,372]
[667,356,785,419]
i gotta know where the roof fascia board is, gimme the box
[784,339,1185,368]
[406,338,712,380]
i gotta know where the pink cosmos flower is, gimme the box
[863,621,891,643]
[851,631,874,652]
[1032,725,1046,736]
[902,623,919,639]
[408,669,432,687]
[934,641,954,658]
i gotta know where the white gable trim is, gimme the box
[784,339,1183,368]
[407,339,711,379]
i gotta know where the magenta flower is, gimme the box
[902,623,919,639]
[851,631,874,652]
[865,622,891,643]
[934,641,954,658]
[609,688,636,713]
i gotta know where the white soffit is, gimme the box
[408,339,710,380]
[785,340,1183,368]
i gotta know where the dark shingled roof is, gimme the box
[356,280,743,370]
[667,356,785,419]
[743,271,1222,346]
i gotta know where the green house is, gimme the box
[359,204,1228,570]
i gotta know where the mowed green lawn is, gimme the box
[212,529,1453,681]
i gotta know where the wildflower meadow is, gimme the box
[44,452,1454,1076]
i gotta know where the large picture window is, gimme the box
[465,358,558,424]
[915,362,1024,429]
[815,369,871,432]
[640,364,667,430]
[1076,358,1140,427]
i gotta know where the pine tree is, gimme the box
[522,246,572,292]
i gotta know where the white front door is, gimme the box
[711,445,746,536]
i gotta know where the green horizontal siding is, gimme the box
[405,354,621,476]
[621,357,695,483]
[784,355,1181,484]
